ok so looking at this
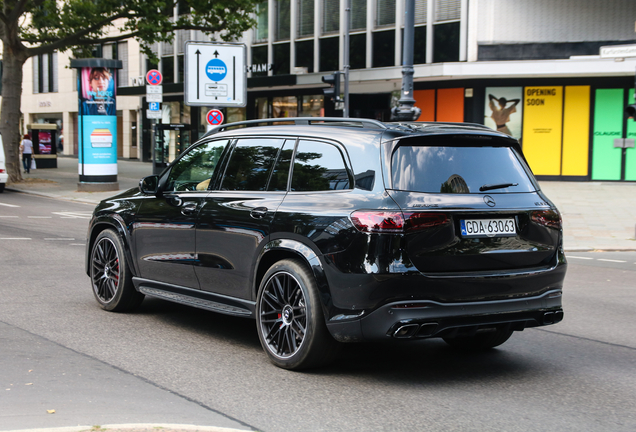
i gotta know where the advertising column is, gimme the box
[70,59,122,191]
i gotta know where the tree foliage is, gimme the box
[0,0,259,182]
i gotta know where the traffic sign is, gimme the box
[185,42,246,107]
[147,110,162,119]
[146,69,163,86]
[147,93,163,103]
[206,109,224,126]
[148,102,160,111]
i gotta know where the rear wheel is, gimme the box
[443,328,513,350]
[256,259,339,370]
[0,183,5,193]
[90,229,144,312]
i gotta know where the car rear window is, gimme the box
[391,145,536,193]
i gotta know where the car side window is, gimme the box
[220,138,284,191]
[291,140,351,192]
[267,139,295,191]
[165,140,228,192]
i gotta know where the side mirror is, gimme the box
[139,175,160,195]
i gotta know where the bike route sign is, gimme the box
[184,41,247,107]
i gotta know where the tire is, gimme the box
[256,259,340,370]
[0,183,5,193]
[443,328,513,351]
[89,229,144,312]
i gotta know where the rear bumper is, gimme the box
[326,289,563,342]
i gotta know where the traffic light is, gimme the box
[322,72,342,102]
[627,104,636,119]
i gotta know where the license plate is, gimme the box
[460,218,516,238]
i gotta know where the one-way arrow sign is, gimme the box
[184,41,247,107]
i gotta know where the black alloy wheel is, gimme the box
[256,259,339,370]
[90,229,144,312]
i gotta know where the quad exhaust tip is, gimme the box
[393,323,438,338]
[543,310,564,325]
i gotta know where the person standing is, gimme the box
[20,134,33,174]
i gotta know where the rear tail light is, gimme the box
[0,169,5,173]
[350,211,449,234]
[531,209,562,230]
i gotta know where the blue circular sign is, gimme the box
[206,59,227,82]
[206,109,224,126]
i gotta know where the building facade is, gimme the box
[14,0,636,181]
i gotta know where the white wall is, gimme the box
[476,0,636,44]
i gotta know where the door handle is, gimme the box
[181,202,198,215]
[250,207,268,219]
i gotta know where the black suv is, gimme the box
[86,118,566,370]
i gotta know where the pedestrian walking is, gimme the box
[20,134,33,174]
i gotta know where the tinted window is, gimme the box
[221,138,284,191]
[268,140,295,191]
[291,140,351,191]
[391,145,536,193]
[165,140,228,192]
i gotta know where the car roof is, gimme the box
[201,117,514,143]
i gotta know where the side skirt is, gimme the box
[132,277,255,318]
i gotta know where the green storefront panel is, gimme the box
[626,89,636,181]
[592,89,623,181]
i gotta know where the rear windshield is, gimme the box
[391,145,536,193]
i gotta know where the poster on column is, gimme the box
[78,66,117,176]
[521,86,564,176]
[484,87,523,139]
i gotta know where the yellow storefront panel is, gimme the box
[562,86,590,176]
[522,86,563,175]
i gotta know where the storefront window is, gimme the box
[300,95,324,117]
[226,108,246,124]
[273,96,298,118]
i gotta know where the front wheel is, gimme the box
[90,229,144,312]
[443,328,513,351]
[256,259,339,370]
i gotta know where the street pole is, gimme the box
[343,0,350,117]
[391,0,421,121]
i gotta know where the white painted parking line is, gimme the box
[597,259,627,263]
[70,243,86,246]
[567,256,594,260]
[0,203,20,207]
[0,216,19,218]
[27,216,52,218]
[0,238,31,240]
[44,238,75,241]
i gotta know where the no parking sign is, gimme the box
[206,109,224,126]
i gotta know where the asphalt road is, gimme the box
[1,190,635,431]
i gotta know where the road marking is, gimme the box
[567,256,594,260]
[52,211,93,219]
[28,216,52,219]
[70,243,86,246]
[44,238,75,241]
[0,203,19,207]
[597,259,627,263]
[0,216,19,218]
[0,238,31,240]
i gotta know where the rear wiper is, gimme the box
[479,182,518,192]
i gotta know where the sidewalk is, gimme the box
[5,156,636,252]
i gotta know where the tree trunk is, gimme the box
[1,41,28,183]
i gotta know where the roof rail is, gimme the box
[205,117,387,135]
